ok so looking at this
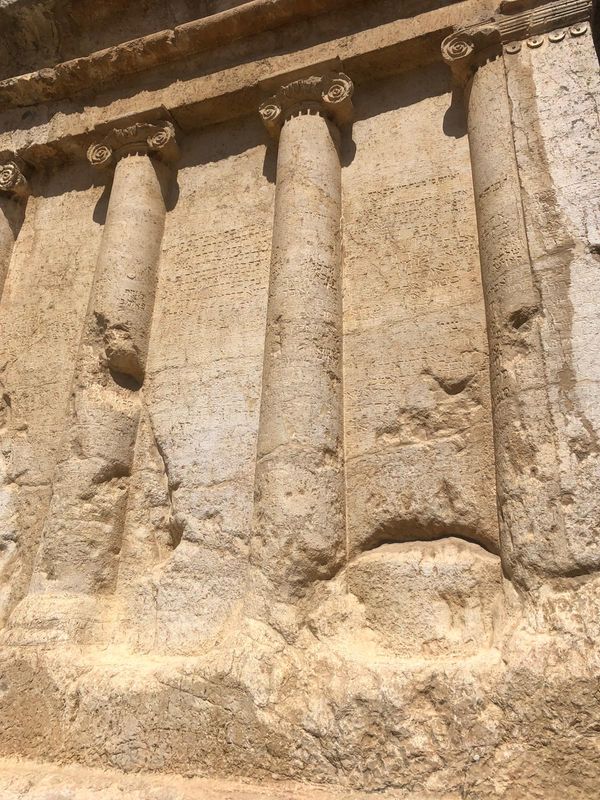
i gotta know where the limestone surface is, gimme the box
[0,1,599,798]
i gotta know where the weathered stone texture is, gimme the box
[0,1,599,798]
[115,119,274,653]
[0,166,103,627]
[506,33,600,578]
[343,65,498,556]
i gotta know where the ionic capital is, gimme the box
[442,25,502,85]
[259,72,354,139]
[442,0,592,85]
[87,120,179,169]
[0,158,29,199]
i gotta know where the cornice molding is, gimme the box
[0,1,568,169]
[0,0,360,111]
[0,158,29,198]
[87,121,179,168]
[442,0,592,83]
[259,72,353,138]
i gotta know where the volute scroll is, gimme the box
[442,0,592,83]
[259,72,354,138]
[87,120,179,169]
[0,158,29,199]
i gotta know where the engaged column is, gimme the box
[27,122,177,632]
[253,73,353,601]
[0,159,28,301]
[443,25,574,586]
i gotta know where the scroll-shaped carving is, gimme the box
[441,25,502,84]
[259,72,354,138]
[87,120,179,168]
[87,143,113,168]
[0,159,29,198]
[442,0,592,83]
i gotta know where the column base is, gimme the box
[1,592,107,647]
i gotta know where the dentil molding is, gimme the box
[442,0,591,83]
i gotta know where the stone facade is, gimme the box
[0,0,599,797]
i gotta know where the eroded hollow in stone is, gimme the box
[361,516,500,557]
[103,327,144,388]
[108,368,142,392]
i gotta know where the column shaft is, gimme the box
[0,197,21,299]
[466,57,569,583]
[94,155,169,383]
[0,159,28,300]
[31,153,169,597]
[0,164,29,628]
[253,111,345,598]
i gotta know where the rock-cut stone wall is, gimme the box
[0,0,599,797]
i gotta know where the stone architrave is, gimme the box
[252,73,353,601]
[442,2,593,587]
[25,122,177,635]
[0,158,29,301]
